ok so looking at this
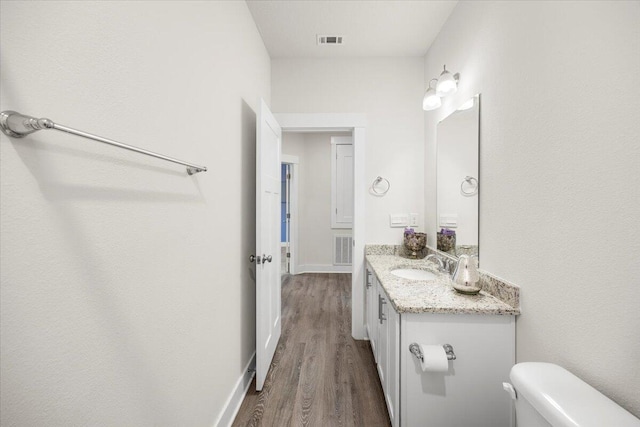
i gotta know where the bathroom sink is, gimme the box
[390,268,437,281]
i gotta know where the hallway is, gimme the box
[233,273,390,426]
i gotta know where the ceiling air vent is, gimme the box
[317,35,344,45]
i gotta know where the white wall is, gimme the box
[272,58,425,245]
[282,132,352,271]
[0,2,270,426]
[424,1,640,416]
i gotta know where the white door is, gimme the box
[255,99,282,391]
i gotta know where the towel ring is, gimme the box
[461,176,478,196]
[371,176,390,196]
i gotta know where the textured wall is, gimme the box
[0,1,270,425]
[424,1,640,416]
[272,58,425,245]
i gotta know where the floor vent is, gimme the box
[317,35,344,45]
[333,235,352,266]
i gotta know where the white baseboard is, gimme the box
[214,352,256,427]
[297,264,351,274]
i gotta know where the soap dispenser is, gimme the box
[452,254,481,295]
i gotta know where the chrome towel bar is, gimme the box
[409,343,457,362]
[0,111,207,175]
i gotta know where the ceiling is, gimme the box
[246,0,458,58]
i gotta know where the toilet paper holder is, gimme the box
[409,343,457,362]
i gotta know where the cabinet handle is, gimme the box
[379,295,387,324]
[366,270,372,288]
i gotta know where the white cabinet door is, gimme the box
[377,281,388,392]
[366,266,379,363]
[377,281,400,427]
[386,304,400,427]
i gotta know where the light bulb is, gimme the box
[422,87,441,111]
[436,66,458,97]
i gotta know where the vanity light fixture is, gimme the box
[422,78,441,111]
[436,65,459,96]
[422,65,461,111]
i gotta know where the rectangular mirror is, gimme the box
[436,94,480,260]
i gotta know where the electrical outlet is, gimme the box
[409,213,419,226]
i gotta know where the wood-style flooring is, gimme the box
[232,273,391,427]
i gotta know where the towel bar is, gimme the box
[0,110,207,175]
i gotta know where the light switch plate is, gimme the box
[389,214,409,228]
[409,213,419,226]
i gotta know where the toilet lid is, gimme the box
[510,363,640,427]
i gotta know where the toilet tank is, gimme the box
[508,363,640,427]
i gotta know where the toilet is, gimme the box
[504,362,640,427]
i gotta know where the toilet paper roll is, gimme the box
[419,344,449,372]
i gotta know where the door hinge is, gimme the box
[286,213,290,219]
[286,252,290,258]
[287,173,291,180]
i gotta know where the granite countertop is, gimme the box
[366,254,520,316]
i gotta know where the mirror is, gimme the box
[436,94,480,260]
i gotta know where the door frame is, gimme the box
[274,113,367,340]
[281,155,299,275]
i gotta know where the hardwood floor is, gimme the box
[232,273,391,427]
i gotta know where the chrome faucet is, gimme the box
[444,258,458,275]
[425,254,445,272]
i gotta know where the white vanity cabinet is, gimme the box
[365,262,516,427]
[365,265,400,427]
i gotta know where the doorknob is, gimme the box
[249,254,260,264]
[262,254,273,263]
